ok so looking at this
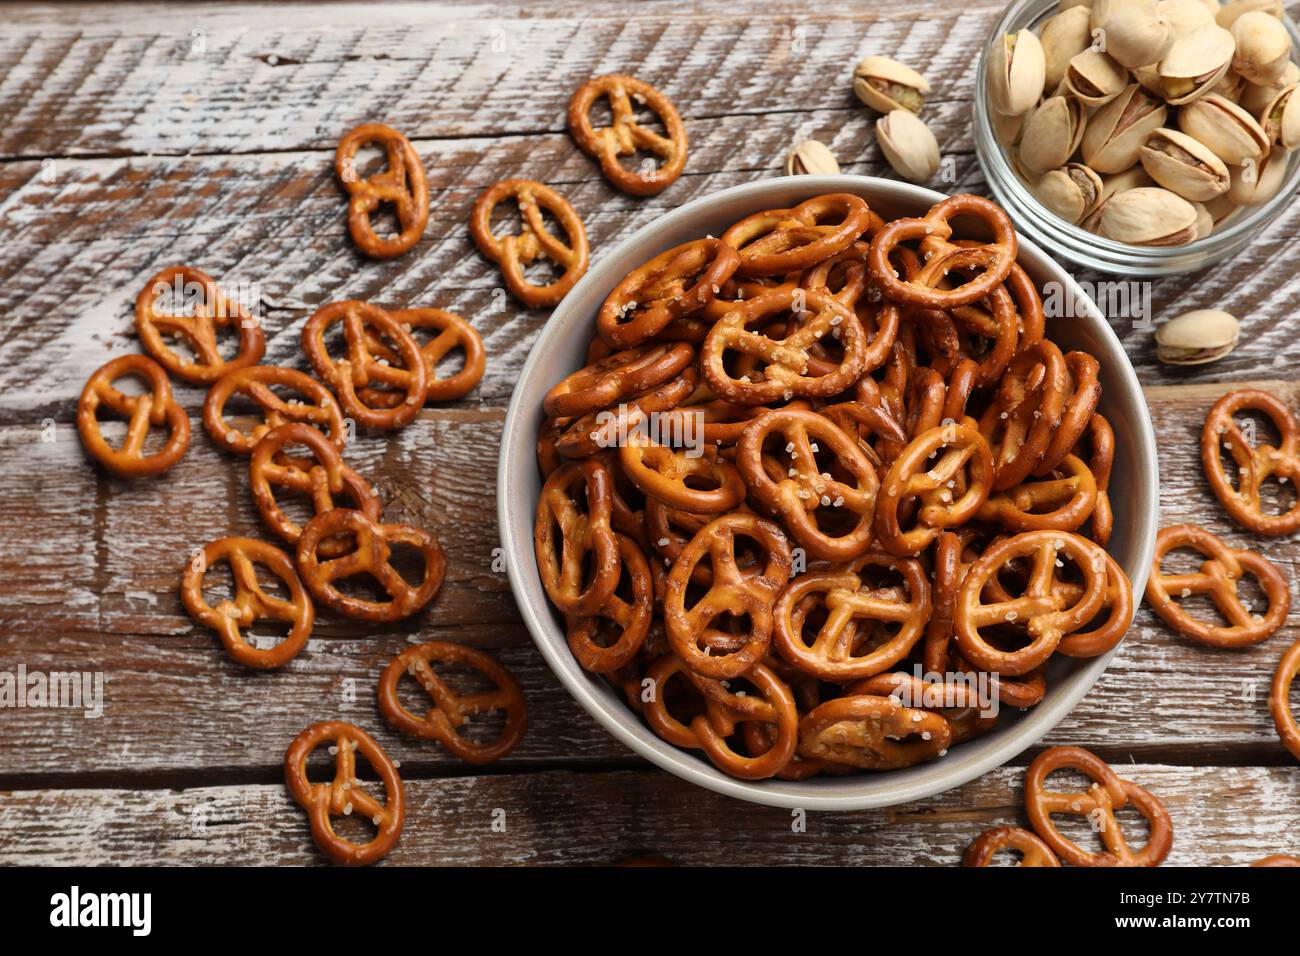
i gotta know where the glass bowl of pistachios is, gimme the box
[975,0,1300,275]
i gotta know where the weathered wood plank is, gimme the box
[1,763,1295,866]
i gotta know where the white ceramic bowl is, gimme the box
[498,175,1159,810]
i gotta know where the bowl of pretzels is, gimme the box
[500,175,1159,810]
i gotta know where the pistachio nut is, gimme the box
[1158,0,1217,38]
[1066,50,1130,106]
[1231,11,1293,85]
[1157,24,1235,104]
[1239,60,1300,113]
[1191,199,1215,237]
[987,29,1047,115]
[1008,146,1043,187]
[1203,192,1240,222]
[1179,92,1271,163]
[1042,6,1096,92]
[1211,67,1248,102]
[1092,0,1176,69]
[853,56,930,114]
[1019,95,1088,173]
[1227,146,1290,203]
[785,139,840,176]
[1138,127,1231,199]
[876,109,941,183]
[992,108,1025,148]
[1082,166,1159,231]
[1262,83,1300,148]
[1097,186,1199,243]
[1082,84,1170,172]
[1155,309,1240,364]
[1034,163,1105,223]
[1216,0,1283,31]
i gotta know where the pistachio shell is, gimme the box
[1262,83,1300,148]
[1019,95,1088,173]
[1157,24,1235,103]
[988,29,1047,115]
[1066,50,1130,106]
[1227,146,1290,203]
[853,56,930,114]
[1092,0,1176,69]
[785,139,840,176]
[1231,11,1292,84]
[1204,192,1239,221]
[1179,92,1271,163]
[1042,6,1096,92]
[992,109,1025,148]
[1155,309,1240,364]
[1158,0,1217,37]
[1138,127,1231,199]
[1239,60,1300,113]
[1082,84,1170,172]
[1211,68,1248,102]
[876,109,941,183]
[1217,0,1282,30]
[1191,200,1216,237]
[1097,186,1199,243]
[1034,163,1105,222]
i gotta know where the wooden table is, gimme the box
[1,0,1297,866]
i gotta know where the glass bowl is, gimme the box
[974,0,1300,275]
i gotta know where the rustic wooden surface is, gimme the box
[1,0,1297,866]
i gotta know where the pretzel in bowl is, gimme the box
[77,354,190,477]
[134,266,265,384]
[335,123,428,259]
[567,74,687,196]
[203,365,347,455]
[1201,388,1300,535]
[531,192,1129,782]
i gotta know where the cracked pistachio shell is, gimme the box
[1203,191,1239,221]
[1092,0,1176,69]
[1082,83,1170,172]
[1138,127,1231,199]
[1211,67,1248,102]
[1042,6,1096,92]
[1158,0,1218,38]
[1228,145,1290,203]
[1155,309,1240,364]
[853,56,930,114]
[1262,83,1300,148]
[1066,50,1130,106]
[1034,163,1105,222]
[1232,11,1293,84]
[1217,0,1283,31]
[1191,200,1215,237]
[1019,95,1088,173]
[876,109,941,182]
[988,29,1047,115]
[1239,60,1300,112]
[1082,166,1159,231]
[1179,92,1271,163]
[1158,24,1236,104]
[993,108,1025,148]
[1098,186,1199,243]
[785,139,840,176]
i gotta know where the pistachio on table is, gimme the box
[1019,95,1087,174]
[876,109,940,182]
[1154,308,1240,364]
[785,139,841,176]
[988,28,1046,115]
[1097,186,1199,244]
[1179,92,1270,164]
[853,56,929,113]
[1138,127,1231,200]
[1231,10,1293,84]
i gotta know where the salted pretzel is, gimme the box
[1036,352,1101,475]
[1253,854,1300,866]
[134,265,265,384]
[963,827,1061,867]
[598,239,740,348]
[723,194,875,278]
[620,438,745,514]
[296,509,445,623]
[850,671,998,744]
[301,300,429,430]
[77,354,190,477]
[535,457,621,616]
[566,534,654,673]
[798,694,952,770]
[358,308,485,405]
[335,123,429,259]
[284,721,404,866]
[1024,746,1173,867]
[203,365,346,455]
[1077,414,1115,545]
[378,641,528,764]
[181,536,314,669]
[979,340,1069,490]
[544,343,694,420]
[976,453,1099,533]
[1145,524,1290,648]
[567,74,687,196]
[1272,639,1300,762]
[470,178,590,307]
[249,423,380,555]
[553,366,699,459]
[1201,388,1300,535]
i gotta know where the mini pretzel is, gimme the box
[1024,746,1173,867]
[722,194,874,277]
[567,74,687,196]
[377,641,528,764]
[1272,639,1300,762]
[535,457,621,616]
[553,366,699,459]
[1201,388,1300,535]
[1252,854,1300,866]
[978,340,1069,490]
[77,354,190,477]
[963,827,1061,867]
[1077,414,1115,545]
[798,695,952,770]
[1036,352,1101,475]
[544,343,694,420]
[296,509,445,623]
[619,439,745,514]
[335,123,428,259]
[737,407,881,561]
[203,365,346,455]
[249,423,380,555]
[301,300,429,430]
[181,536,314,669]
[850,671,998,745]
[1145,524,1290,648]
[773,554,931,681]
[598,239,740,348]
[663,512,792,679]
[358,308,485,405]
[867,194,1018,310]
[875,418,995,556]
[284,721,404,866]
[976,453,1099,533]
[134,265,265,384]
[470,178,590,307]
[566,534,654,673]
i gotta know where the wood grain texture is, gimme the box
[2,763,1296,866]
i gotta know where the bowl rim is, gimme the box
[498,174,1159,810]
